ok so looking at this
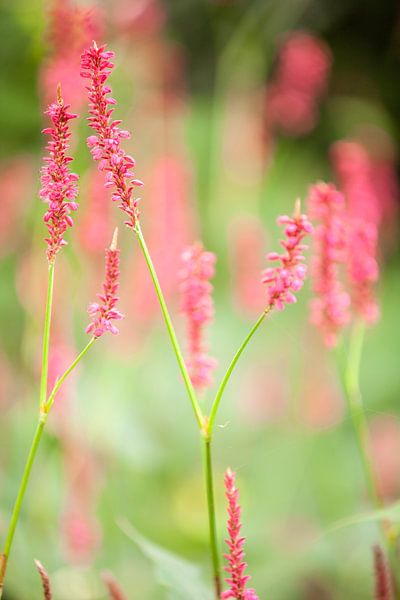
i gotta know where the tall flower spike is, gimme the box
[40,85,79,263]
[80,42,143,229]
[307,182,350,347]
[221,469,259,600]
[179,243,217,392]
[86,228,123,337]
[262,200,312,310]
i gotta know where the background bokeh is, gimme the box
[0,0,400,598]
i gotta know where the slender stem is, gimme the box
[208,308,270,435]
[44,337,96,414]
[39,262,55,411]
[0,418,46,598]
[135,223,205,430]
[344,320,381,509]
[203,437,222,599]
[344,320,400,596]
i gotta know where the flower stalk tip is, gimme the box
[221,468,259,600]
[40,90,79,263]
[262,201,312,311]
[86,232,123,338]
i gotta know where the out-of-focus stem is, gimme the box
[344,320,400,597]
[135,223,205,430]
[208,307,270,435]
[39,262,55,411]
[44,337,96,414]
[203,436,222,599]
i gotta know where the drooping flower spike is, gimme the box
[86,228,123,338]
[307,182,350,347]
[221,468,259,600]
[262,200,312,310]
[80,42,143,229]
[40,85,79,263]
[179,243,217,392]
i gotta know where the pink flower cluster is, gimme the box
[331,141,380,324]
[39,92,79,263]
[179,243,217,392]
[266,32,331,136]
[262,203,312,310]
[80,43,143,229]
[86,229,123,337]
[221,469,259,600]
[307,182,350,346]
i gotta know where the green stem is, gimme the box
[39,262,55,411]
[344,320,400,596]
[0,418,46,598]
[135,223,204,430]
[208,308,270,435]
[344,320,381,509]
[203,437,222,599]
[44,337,96,414]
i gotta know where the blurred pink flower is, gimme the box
[266,31,331,136]
[40,91,79,263]
[262,203,312,310]
[370,416,400,502]
[331,141,380,324]
[373,545,393,600]
[113,0,165,38]
[86,229,123,337]
[0,156,34,256]
[229,217,266,316]
[179,243,217,392]
[78,168,114,256]
[307,182,350,347]
[81,42,144,230]
[61,436,102,564]
[222,468,259,600]
[129,155,197,321]
[41,0,104,108]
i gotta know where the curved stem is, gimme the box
[39,262,55,411]
[203,437,222,599]
[208,308,270,435]
[44,337,96,414]
[135,223,204,431]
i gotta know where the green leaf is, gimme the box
[117,518,213,600]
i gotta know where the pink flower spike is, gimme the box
[179,243,217,393]
[80,42,142,229]
[40,85,79,263]
[86,228,123,338]
[221,469,259,600]
[307,182,350,347]
[262,200,312,311]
